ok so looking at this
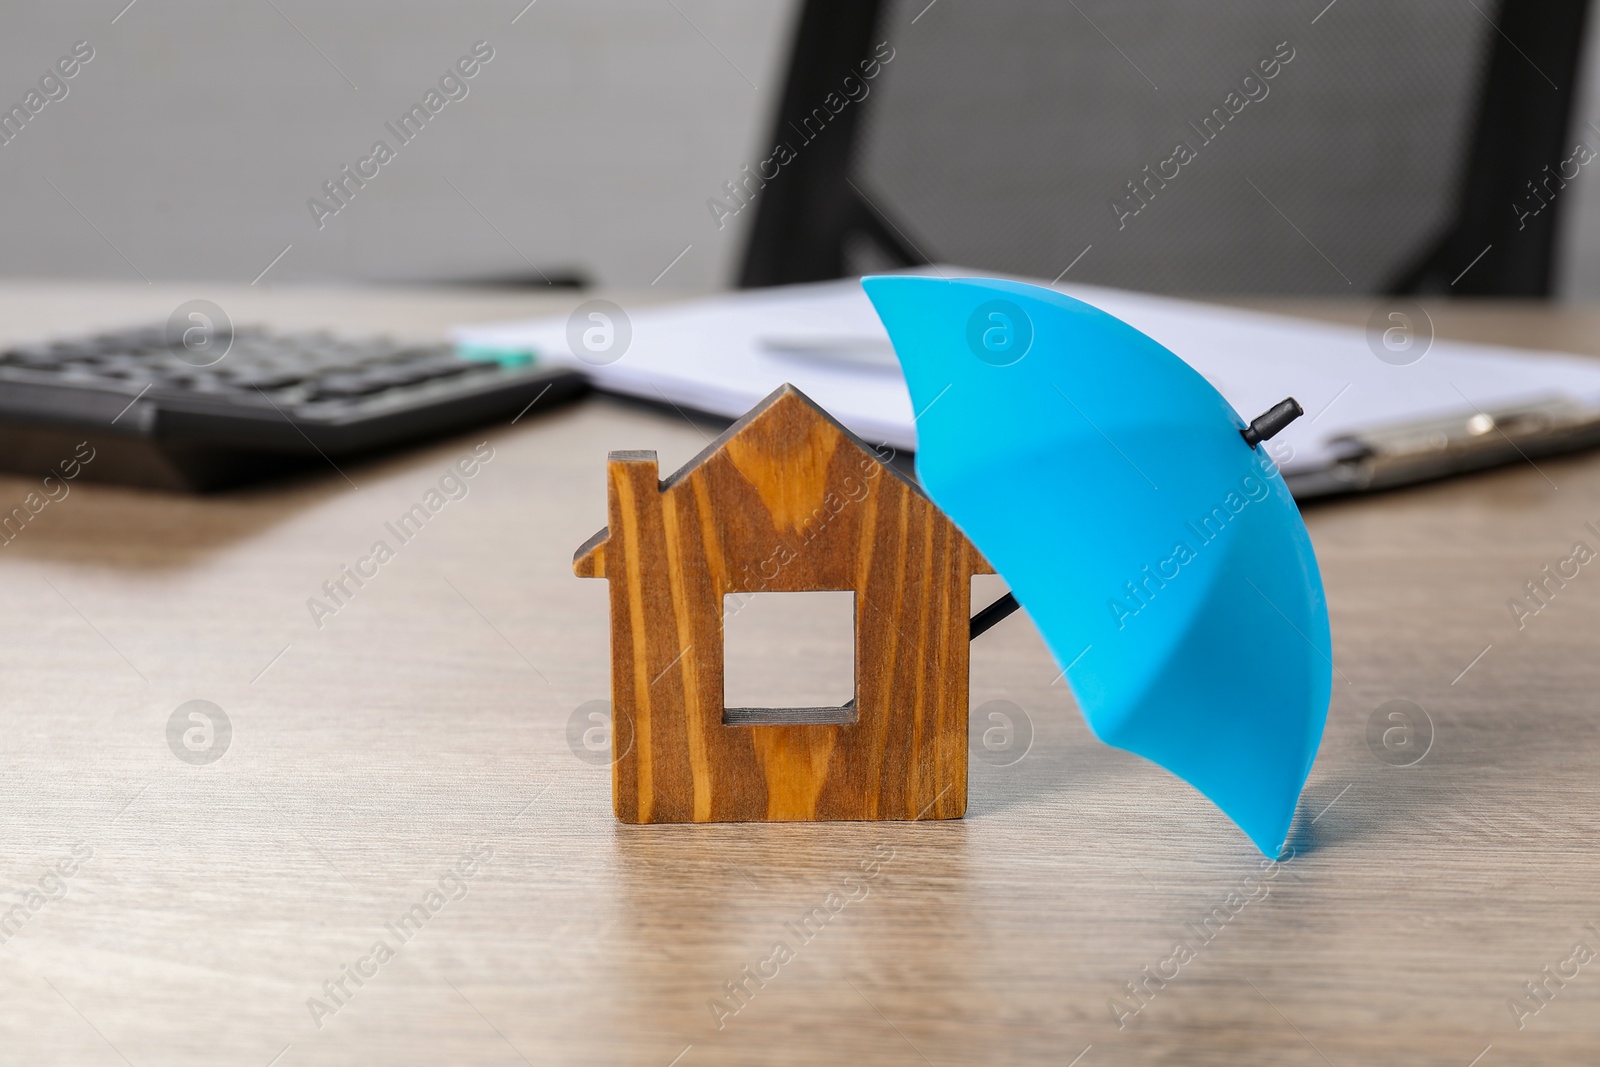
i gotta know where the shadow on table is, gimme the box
[606,814,983,1053]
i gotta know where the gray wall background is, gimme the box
[6,0,1600,299]
[0,0,797,292]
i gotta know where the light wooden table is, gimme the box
[2,283,1598,1066]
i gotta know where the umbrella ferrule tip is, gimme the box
[1241,397,1304,449]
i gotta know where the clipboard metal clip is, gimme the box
[1309,396,1600,494]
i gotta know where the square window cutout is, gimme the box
[722,590,855,725]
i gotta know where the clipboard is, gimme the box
[454,271,1600,498]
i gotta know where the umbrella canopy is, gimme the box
[863,275,1332,855]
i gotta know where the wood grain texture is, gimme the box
[1,286,1599,1066]
[575,385,992,824]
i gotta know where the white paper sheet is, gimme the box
[455,272,1600,477]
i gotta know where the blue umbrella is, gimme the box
[863,275,1332,855]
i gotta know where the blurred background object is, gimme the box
[6,0,1600,296]
[743,0,1594,296]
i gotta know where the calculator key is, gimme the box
[5,345,65,368]
[308,373,390,400]
[220,369,305,390]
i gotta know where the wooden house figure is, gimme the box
[574,383,993,823]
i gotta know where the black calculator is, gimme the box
[0,324,586,490]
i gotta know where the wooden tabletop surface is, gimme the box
[1,283,1598,1066]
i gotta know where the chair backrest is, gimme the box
[740,0,1591,296]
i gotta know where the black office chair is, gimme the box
[740,0,1591,296]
